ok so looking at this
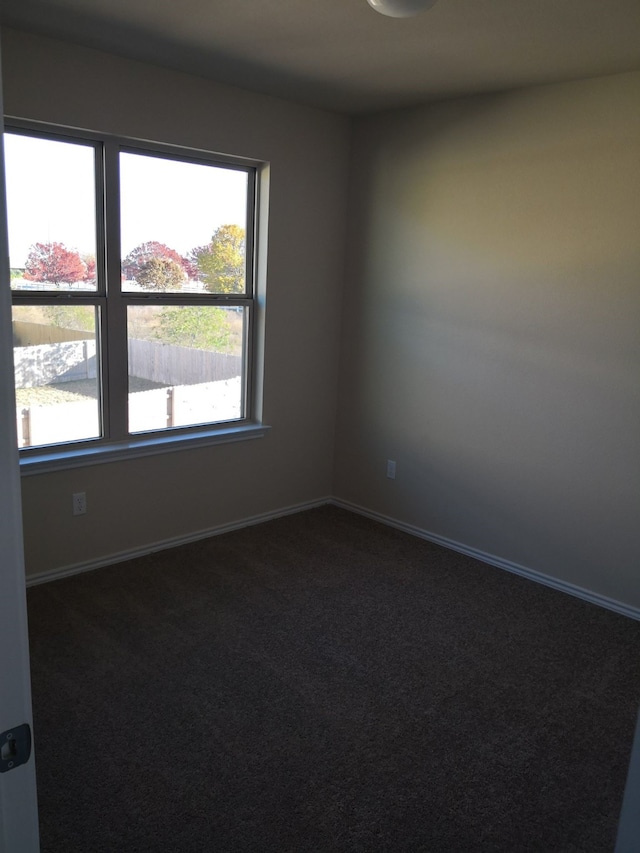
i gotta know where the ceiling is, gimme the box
[1,0,639,114]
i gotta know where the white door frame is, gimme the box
[615,709,640,853]
[0,44,40,853]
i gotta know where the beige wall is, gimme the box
[1,28,350,577]
[335,73,640,608]
[3,28,639,609]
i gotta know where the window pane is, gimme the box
[120,152,248,294]
[127,305,245,433]
[13,305,101,448]
[5,134,98,293]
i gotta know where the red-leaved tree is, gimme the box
[82,255,97,284]
[24,242,87,286]
[122,241,195,283]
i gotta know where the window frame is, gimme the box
[6,119,267,473]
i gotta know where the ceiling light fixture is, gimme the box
[366,0,438,17]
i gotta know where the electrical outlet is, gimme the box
[386,459,396,480]
[72,492,87,516]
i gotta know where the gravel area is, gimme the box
[15,377,166,407]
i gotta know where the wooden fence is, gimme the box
[17,400,99,448]
[17,378,241,447]
[13,326,243,446]
[13,324,241,388]
[13,320,95,346]
[128,338,242,385]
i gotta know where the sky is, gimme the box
[4,132,248,267]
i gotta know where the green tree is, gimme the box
[43,304,95,333]
[157,306,232,351]
[194,224,245,293]
[136,256,185,291]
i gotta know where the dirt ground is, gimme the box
[15,376,166,407]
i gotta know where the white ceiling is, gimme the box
[2,0,639,114]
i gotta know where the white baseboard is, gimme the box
[25,497,332,588]
[27,495,640,623]
[331,498,640,622]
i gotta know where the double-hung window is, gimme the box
[5,123,260,464]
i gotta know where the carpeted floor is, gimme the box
[27,505,640,852]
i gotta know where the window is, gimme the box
[5,123,262,465]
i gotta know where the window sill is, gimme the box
[19,422,270,476]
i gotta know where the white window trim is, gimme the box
[19,423,271,476]
[7,119,268,471]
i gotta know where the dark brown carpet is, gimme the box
[27,505,640,852]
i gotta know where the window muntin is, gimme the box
[7,124,256,454]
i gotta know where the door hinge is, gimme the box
[0,724,32,772]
